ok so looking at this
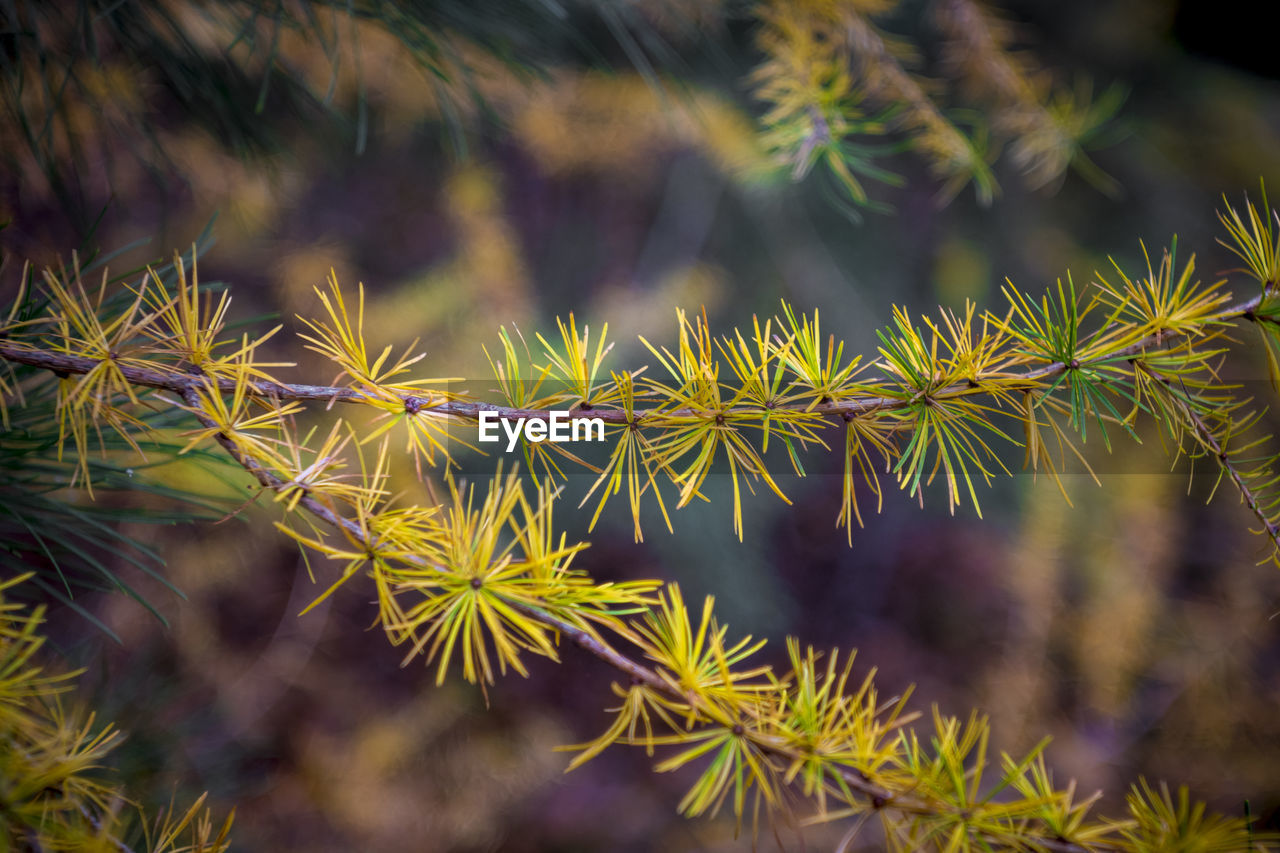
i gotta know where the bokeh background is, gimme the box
[2,0,1279,850]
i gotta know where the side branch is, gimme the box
[167,383,1101,853]
[1146,369,1280,546]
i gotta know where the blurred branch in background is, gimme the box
[0,575,234,851]
[0,0,1125,240]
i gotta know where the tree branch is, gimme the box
[2,289,1272,852]
[0,291,1263,423]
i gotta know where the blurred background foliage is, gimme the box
[2,0,1279,850]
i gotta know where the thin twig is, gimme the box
[1145,368,1280,545]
